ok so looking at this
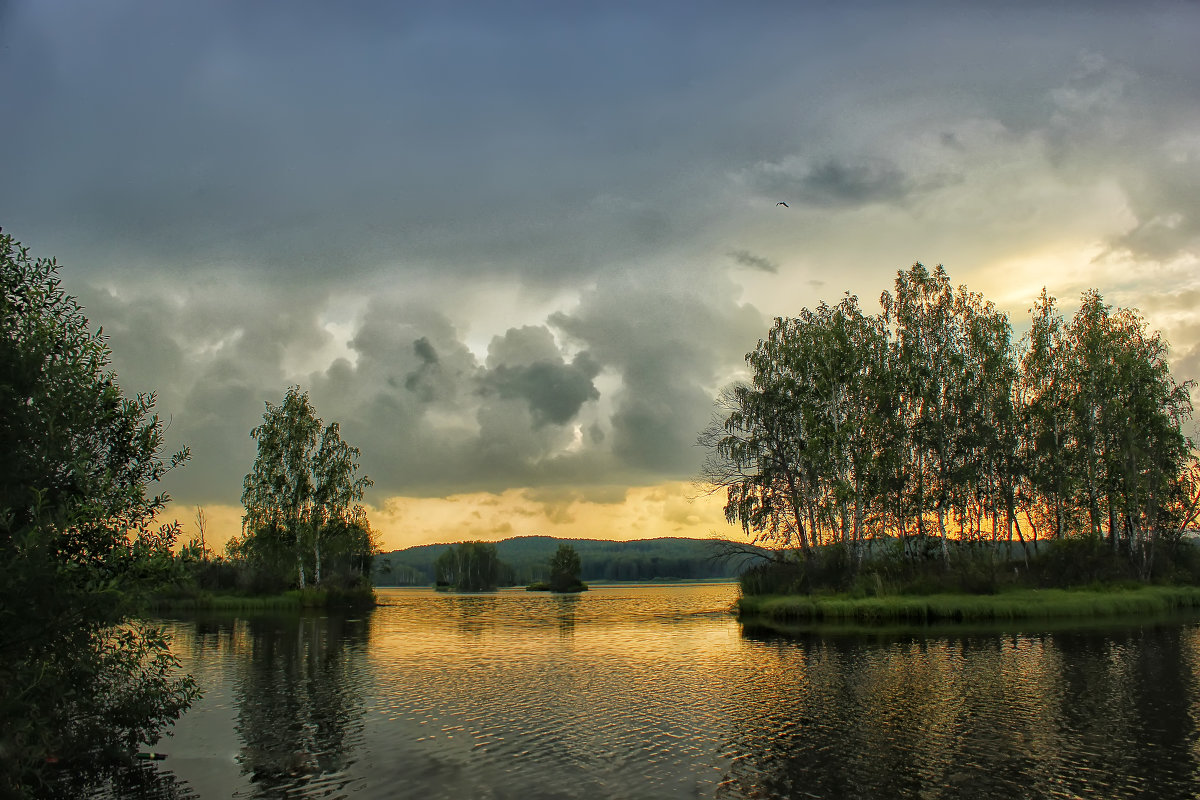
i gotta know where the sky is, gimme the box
[3,2,1199,551]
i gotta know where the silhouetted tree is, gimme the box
[549,543,585,592]
[0,230,199,793]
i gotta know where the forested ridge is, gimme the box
[374,535,756,586]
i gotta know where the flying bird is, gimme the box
[776,201,789,208]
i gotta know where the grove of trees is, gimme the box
[702,263,1197,583]
[0,231,199,792]
[435,541,505,591]
[232,386,377,594]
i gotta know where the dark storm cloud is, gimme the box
[6,0,1200,515]
[0,1,824,285]
[800,159,914,207]
[481,354,601,428]
[729,249,778,274]
[347,299,480,415]
[78,280,333,503]
[480,324,604,430]
[413,338,439,366]
[75,262,768,502]
[748,156,946,209]
[404,337,448,401]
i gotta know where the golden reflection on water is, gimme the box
[725,623,1200,799]
[129,587,1200,800]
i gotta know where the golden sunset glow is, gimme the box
[190,483,737,553]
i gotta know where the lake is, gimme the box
[99,583,1200,799]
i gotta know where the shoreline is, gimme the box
[146,586,377,612]
[737,585,1200,625]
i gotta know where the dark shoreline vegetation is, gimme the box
[144,585,377,612]
[427,540,592,592]
[2,232,381,795]
[738,585,1200,625]
[3,231,200,795]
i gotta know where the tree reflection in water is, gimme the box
[719,624,1200,800]
[445,594,500,638]
[233,614,370,792]
[556,594,579,638]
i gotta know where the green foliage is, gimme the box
[238,387,376,591]
[435,541,504,591]
[738,585,1200,626]
[701,294,889,555]
[1020,290,1194,564]
[739,534,1200,601]
[146,583,377,612]
[704,263,1196,581]
[0,230,199,793]
[549,543,585,592]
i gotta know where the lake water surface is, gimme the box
[105,584,1200,798]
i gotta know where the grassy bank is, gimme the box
[145,586,376,612]
[737,585,1200,625]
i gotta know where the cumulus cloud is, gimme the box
[75,263,765,507]
[550,272,766,476]
[482,355,601,427]
[5,0,1200,547]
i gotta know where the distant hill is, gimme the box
[372,535,766,586]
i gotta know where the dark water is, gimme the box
[99,584,1200,799]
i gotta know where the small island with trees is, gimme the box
[526,543,588,593]
[430,540,588,592]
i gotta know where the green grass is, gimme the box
[584,577,738,586]
[145,586,376,612]
[737,585,1200,625]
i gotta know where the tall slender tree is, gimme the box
[881,263,965,559]
[1019,289,1075,540]
[241,387,372,588]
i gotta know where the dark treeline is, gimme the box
[702,263,1199,590]
[376,536,753,586]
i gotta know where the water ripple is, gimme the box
[93,585,1200,799]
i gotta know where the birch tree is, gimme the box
[241,387,371,588]
[701,263,1194,579]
